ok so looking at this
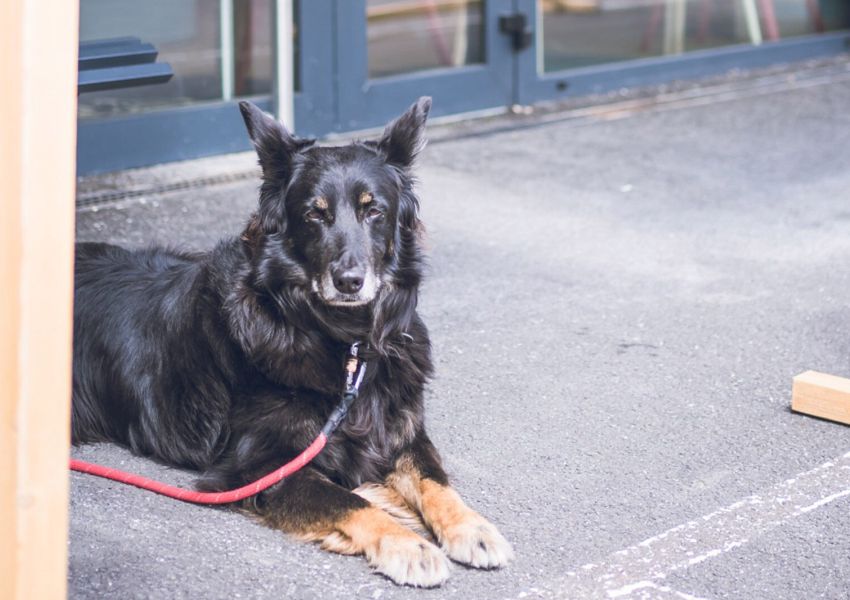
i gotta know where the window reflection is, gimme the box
[78,0,273,119]
[367,0,485,79]
[541,0,850,73]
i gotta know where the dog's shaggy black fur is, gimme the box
[72,98,511,587]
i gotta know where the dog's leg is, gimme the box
[352,482,430,538]
[257,468,450,587]
[386,433,514,569]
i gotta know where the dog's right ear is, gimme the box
[376,97,431,170]
[238,101,313,183]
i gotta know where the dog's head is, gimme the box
[238,98,430,343]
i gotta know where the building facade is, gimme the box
[78,0,850,174]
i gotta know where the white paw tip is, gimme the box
[442,520,514,569]
[372,536,451,588]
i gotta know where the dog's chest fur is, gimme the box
[324,387,421,487]
[221,324,430,489]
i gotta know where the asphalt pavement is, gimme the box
[71,58,850,599]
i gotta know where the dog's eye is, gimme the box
[365,207,383,220]
[305,209,325,222]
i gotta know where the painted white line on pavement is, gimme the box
[608,580,709,600]
[531,450,850,599]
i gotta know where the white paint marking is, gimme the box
[608,580,710,600]
[608,581,656,598]
[797,488,850,514]
[533,450,850,599]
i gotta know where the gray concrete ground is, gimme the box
[71,59,850,599]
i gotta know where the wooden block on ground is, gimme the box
[792,370,850,426]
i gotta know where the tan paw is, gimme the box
[439,515,514,569]
[368,534,451,587]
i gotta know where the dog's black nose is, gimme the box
[333,269,364,294]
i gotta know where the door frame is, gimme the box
[334,0,515,132]
[77,0,336,175]
[291,0,336,136]
[513,0,850,105]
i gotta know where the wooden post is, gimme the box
[0,0,79,598]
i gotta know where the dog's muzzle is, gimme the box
[313,268,380,306]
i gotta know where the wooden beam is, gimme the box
[0,0,79,598]
[792,371,850,426]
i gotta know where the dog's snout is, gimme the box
[332,268,365,294]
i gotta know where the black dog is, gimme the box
[71,98,512,586]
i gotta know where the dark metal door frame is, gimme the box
[291,1,335,137]
[334,0,514,132]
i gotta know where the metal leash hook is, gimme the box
[322,342,367,437]
[345,342,367,396]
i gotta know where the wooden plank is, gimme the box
[0,0,78,598]
[792,371,850,426]
[0,2,24,596]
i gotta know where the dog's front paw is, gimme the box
[368,534,451,587]
[439,514,514,569]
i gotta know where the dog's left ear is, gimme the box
[239,101,313,184]
[377,97,431,169]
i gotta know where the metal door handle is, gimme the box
[499,13,532,52]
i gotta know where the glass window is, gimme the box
[233,0,275,97]
[540,0,850,73]
[78,0,274,120]
[367,0,485,79]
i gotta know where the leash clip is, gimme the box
[322,342,368,438]
[344,342,367,398]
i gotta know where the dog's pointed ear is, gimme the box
[239,101,312,182]
[377,97,431,169]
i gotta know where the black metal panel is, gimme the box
[78,63,174,94]
[78,36,142,51]
[79,38,158,70]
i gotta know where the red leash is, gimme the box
[69,435,327,504]
[70,343,366,505]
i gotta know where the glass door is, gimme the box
[335,0,515,132]
[539,0,849,70]
[78,1,272,119]
[516,0,850,105]
[76,0,849,174]
[77,0,279,174]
